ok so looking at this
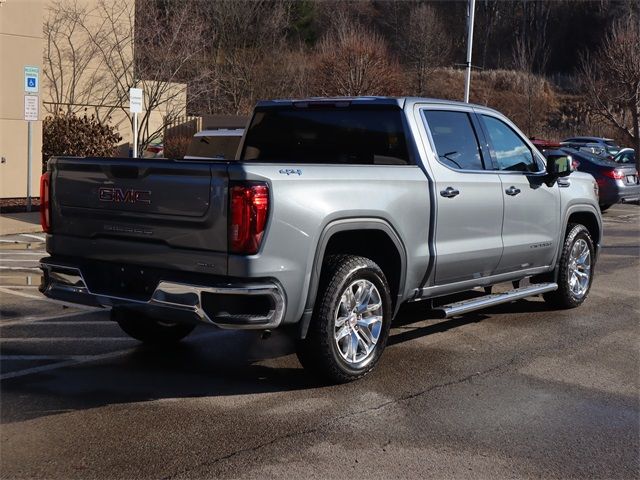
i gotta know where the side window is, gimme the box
[482,115,537,172]
[423,110,486,171]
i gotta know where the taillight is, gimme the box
[39,172,51,233]
[229,183,269,254]
[603,169,624,180]
[572,159,580,170]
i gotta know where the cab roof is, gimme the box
[256,96,498,113]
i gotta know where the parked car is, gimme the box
[530,137,561,153]
[143,142,164,158]
[613,148,635,165]
[184,128,244,160]
[40,97,603,383]
[561,137,620,159]
[576,143,608,157]
[562,148,639,210]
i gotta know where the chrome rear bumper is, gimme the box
[40,261,285,329]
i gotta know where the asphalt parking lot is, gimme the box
[1,204,638,479]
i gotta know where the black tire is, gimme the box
[296,255,393,383]
[543,223,595,309]
[599,204,612,212]
[112,308,195,344]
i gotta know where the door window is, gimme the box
[482,115,538,172]
[423,110,486,171]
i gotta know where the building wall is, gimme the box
[1,0,186,199]
[0,0,44,199]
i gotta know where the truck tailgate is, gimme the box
[48,157,229,273]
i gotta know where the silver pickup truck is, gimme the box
[40,97,602,382]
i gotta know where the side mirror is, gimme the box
[545,150,573,178]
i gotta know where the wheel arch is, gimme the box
[565,206,602,257]
[298,218,407,339]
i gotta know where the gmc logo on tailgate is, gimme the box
[98,187,151,204]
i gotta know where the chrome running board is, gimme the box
[434,283,558,318]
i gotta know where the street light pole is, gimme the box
[464,0,476,103]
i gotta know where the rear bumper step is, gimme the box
[40,261,285,330]
[434,283,558,318]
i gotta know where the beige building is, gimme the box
[1,0,186,199]
[0,0,44,199]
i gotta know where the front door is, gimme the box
[479,114,560,274]
[420,108,504,285]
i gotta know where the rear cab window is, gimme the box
[186,131,243,160]
[240,105,412,165]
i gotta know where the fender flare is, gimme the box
[298,218,407,339]
[561,204,602,258]
[540,204,602,284]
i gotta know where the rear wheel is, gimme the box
[544,223,595,309]
[296,255,392,383]
[599,204,612,212]
[112,308,195,344]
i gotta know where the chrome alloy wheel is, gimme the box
[334,279,383,365]
[568,238,591,298]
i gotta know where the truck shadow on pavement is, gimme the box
[389,297,551,346]
[1,297,558,424]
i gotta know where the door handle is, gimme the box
[505,186,521,196]
[440,187,460,198]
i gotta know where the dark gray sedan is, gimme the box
[563,148,639,210]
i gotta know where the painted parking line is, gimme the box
[0,286,100,311]
[1,337,134,343]
[0,259,43,262]
[0,285,39,288]
[0,267,40,271]
[19,234,45,241]
[0,310,105,327]
[0,252,44,256]
[0,348,137,381]
[1,355,91,361]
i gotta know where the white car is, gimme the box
[613,148,635,165]
[184,129,244,160]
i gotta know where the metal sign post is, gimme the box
[129,88,143,157]
[464,0,476,103]
[24,66,39,211]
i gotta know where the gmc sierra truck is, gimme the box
[40,97,602,383]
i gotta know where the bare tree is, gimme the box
[581,15,640,170]
[401,4,451,96]
[43,0,209,152]
[478,0,501,70]
[312,23,404,96]
[194,0,295,115]
[43,0,116,121]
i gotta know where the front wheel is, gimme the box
[112,308,195,345]
[296,255,392,383]
[544,223,595,309]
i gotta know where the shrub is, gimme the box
[311,24,405,96]
[164,132,193,159]
[42,112,121,171]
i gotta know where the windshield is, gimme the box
[240,106,411,165]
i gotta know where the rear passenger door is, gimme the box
[478,113,560,274]
[420,108,504,285]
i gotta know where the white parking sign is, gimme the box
[24,95,38,121]
[24,66,39,93]
[130,88,143,113]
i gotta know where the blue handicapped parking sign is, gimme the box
[24,66,39,92]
